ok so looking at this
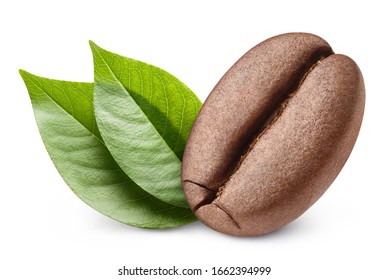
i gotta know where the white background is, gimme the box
[1,0,388,279]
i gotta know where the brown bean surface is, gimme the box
[181,33,365,236]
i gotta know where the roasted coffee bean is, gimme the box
[181,33,365,236]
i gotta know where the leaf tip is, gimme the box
[89,40,96,48]
[89,40,102,53]
[19,68,27,76]
[19,69,32,82]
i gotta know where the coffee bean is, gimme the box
[181,33,365,236]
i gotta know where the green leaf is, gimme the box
[90,42,201,208]
[20,70,197,228]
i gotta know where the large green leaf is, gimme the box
[20,70,197,228]
[91,42,201,208]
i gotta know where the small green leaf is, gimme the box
[90,42,201,208]
[20,70,197,228]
